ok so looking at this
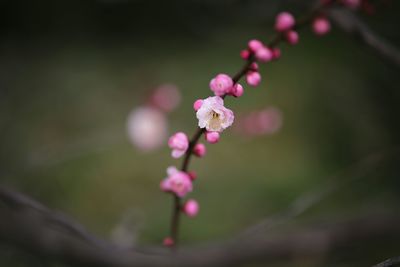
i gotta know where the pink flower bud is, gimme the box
[183,199,199,218]
[271,47,281,60]
[193,143,206,157]
[230,83,244,97]
[188,171,197,181]
[275,12,295,32]
[193,99,203,111]
[248,39,264,52]
[285,30,299,45]
[255,46,273,62]
[240,49,250,60]
[312,17,331,36]
[209,74,233,96]
[205,131,220,144]
[246,71,261,87]
[163,237,174,247]
[168,132,189,158]
[249,62,259,71]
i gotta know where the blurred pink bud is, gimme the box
[271,47,281,60]
[168,132,189,158]
[275,12,295,32]
[249,62,259,71]
[193,99,203,111]
[255,46,273,62]
[163,237,174,246]
[246,71,261,87]
[209,73,233,96]
[150,84,181,113]
[312,17,331,36]
[127,107,167,152]
[193,143,206,157]
[285,30,299,45]
[188,171,197,181]
[248,39,264,52]
[183,199,199,218]
[240,49,250,60]
[205,131,220,144]
[342,0,361,9]
[230,83,244,97]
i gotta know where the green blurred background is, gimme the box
[1,0,400,266]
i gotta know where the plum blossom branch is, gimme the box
[161,0,391,247]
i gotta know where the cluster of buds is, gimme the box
[209,74,244,97]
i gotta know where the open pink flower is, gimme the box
[161,166,193,197]
[196,96,234,132]
[168,132,189,158]
[209,74,233,96]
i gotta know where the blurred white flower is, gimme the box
[126,106,167,151]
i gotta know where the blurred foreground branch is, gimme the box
[329,9,400,68]
[1,185,399,267]
[373,257,400,267]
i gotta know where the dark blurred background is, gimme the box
[1,0,400,266]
